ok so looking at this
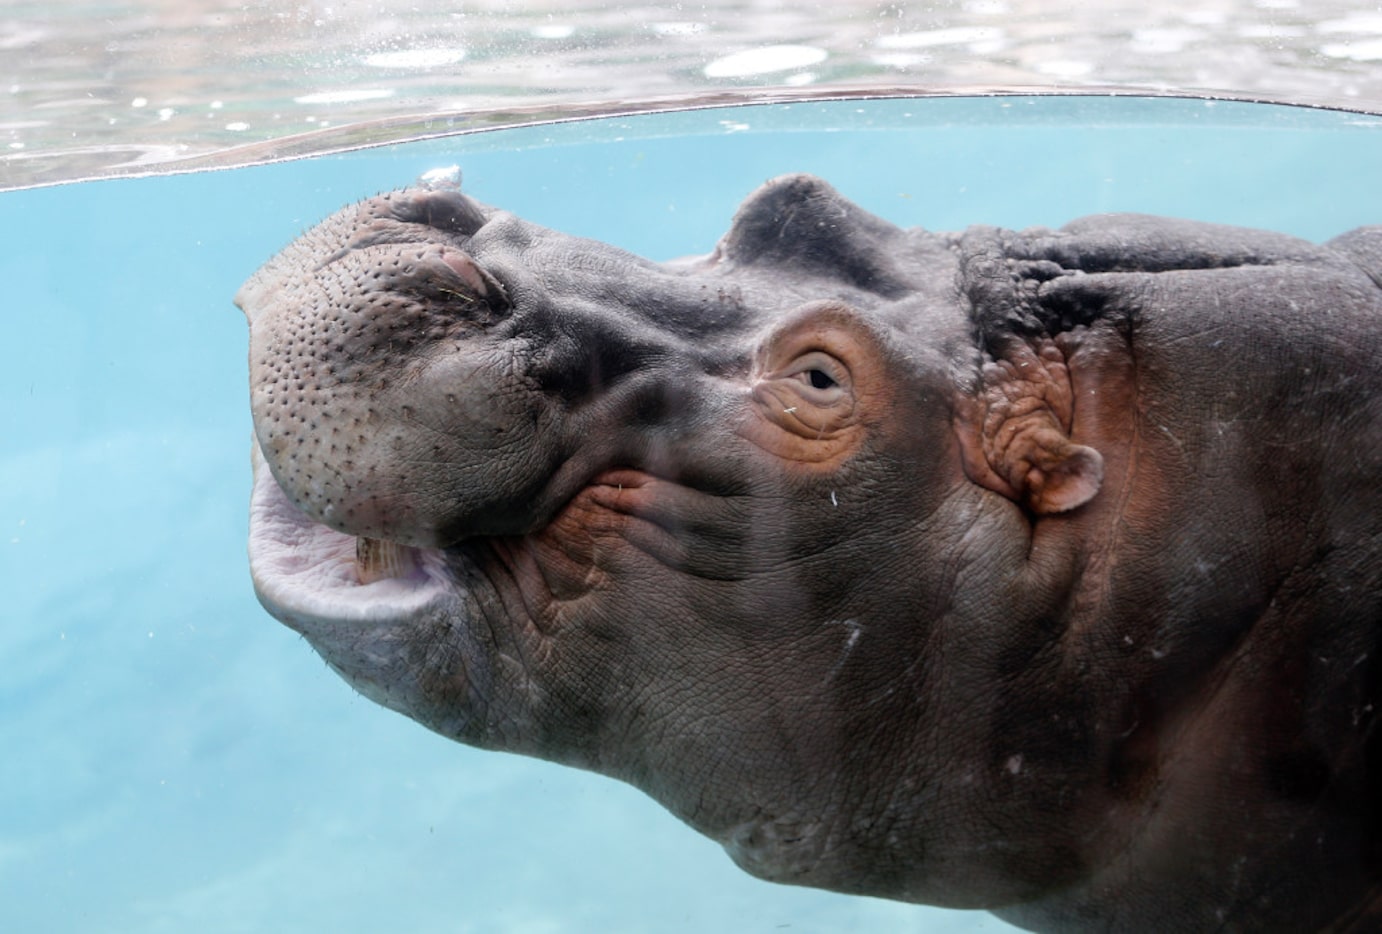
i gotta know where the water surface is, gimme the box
[6,0,1382,188]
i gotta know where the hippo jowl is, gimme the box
[238,175,1382,932]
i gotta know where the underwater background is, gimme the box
[5,2,1382,931]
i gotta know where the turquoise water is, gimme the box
[4,95,1382,932]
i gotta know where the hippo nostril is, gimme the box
[382,249,511,323]
[439,249,511,314]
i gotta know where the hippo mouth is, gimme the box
[247,442,455,628]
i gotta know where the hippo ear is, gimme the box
[718,175,912,296]
[956,338,1104,515]
[1327,226,1382,290]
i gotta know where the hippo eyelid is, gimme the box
[779,351,850,403]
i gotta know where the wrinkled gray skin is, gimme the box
[239,174,1382,932]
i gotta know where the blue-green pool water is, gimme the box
[4,95,1382,932]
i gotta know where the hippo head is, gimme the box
[238,174,1382,929]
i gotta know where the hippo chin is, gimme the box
[238,174,1382,932]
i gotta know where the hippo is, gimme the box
[237,173,1382,932]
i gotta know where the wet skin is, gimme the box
[239,175,1382,932]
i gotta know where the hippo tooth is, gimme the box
[355,536,418,584]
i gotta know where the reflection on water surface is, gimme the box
[4,0,1382,187]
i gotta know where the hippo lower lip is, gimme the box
[248,443,448,624]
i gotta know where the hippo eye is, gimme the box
[782,351,848,401]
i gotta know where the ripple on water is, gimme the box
[363,48,467,69]
[703,45,829,79]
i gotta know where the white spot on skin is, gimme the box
[1005,754,1024,775]
[825,619,862,680]
[830,490,838,507]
